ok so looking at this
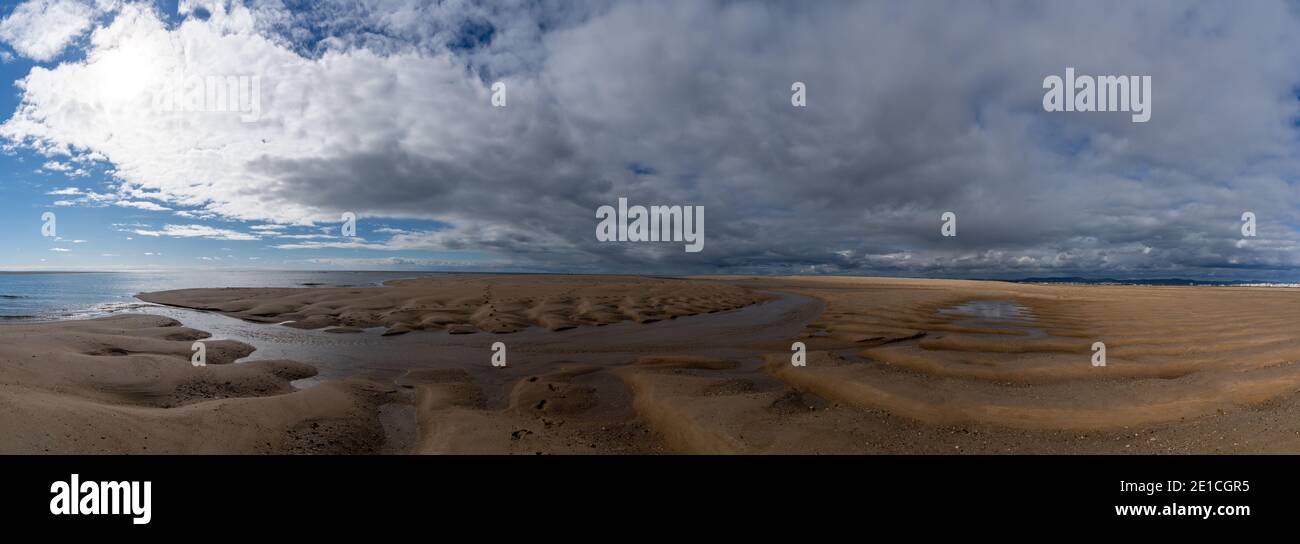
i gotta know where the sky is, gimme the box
[0,0,1299,280]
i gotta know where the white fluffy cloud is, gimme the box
[115,200,170,211]
[127,224,258,241]
[0,0,116,61]
[3,1,510,225]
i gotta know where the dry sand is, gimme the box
[6,274,1300,454]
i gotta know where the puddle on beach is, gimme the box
[937,300,1049,338]
[939,300,1032,321]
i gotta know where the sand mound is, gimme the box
[632,355,740,370]
[0,315,395,453]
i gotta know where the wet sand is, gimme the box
[5,274,1300,453]
[136,275,766,335]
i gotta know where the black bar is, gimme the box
[3,455,1284,533]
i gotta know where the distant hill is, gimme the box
[1007,277,1282,286]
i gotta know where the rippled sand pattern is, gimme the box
[140,275,765,335]
[750,277,1300,434]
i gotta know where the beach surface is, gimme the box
[5,274,1300,453]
